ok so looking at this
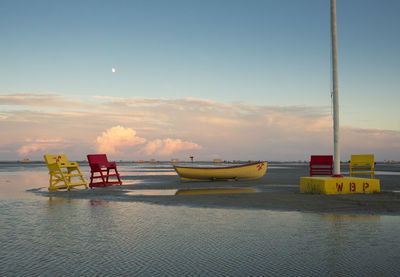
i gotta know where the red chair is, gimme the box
[309,155,333,176]
[87,154,122,188]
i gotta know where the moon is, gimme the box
[111,67,116,73]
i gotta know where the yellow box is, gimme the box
[300,176,380,194]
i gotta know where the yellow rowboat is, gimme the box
[173,161,267,181]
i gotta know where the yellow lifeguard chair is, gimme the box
[44,154,88,191]
[349,154,375,178]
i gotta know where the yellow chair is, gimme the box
[349,154,375,179]
[44,154,88,191]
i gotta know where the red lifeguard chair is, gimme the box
[309,155,333,176]
[87,154,122,188]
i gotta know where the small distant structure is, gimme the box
[171,158,179,163]
[213,158,222,163]
[137,160,146,163]
[22,158,30,163]
[150,159,156,163]
[189,155,194,162]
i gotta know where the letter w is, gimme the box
[336,182,343,192]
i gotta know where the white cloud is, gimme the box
[95,126,202,157]
[95,126,146,155]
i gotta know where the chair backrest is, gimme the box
[87,154,109,169]
[309,155,333,176]
[44,154,69,166]
[310,155,333,166]
[350,154,374,166]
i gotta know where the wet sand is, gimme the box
[36,163,400,215]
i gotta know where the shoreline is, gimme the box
[34,179,400,215]
[2,162,398,215]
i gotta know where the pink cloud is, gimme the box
[18,144,49,156]
[17,139,69,156]
[24,138,63,143]
[141,138,202,156]
[0,93,91,109]
[95,126,202,157]
[95,126,146,155]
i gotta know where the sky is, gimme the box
[1,0,399,162]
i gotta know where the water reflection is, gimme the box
[123,188,258,196]
[1,198,400,276]
[121,171,177,176]
[89,199,108,206]
[46,197,84,211]
[118,180,141,186]
[0,173,48,199]
[125,189,178,196]
[320,214,382,274]
[176,188,257,195]
[322,214,380,222]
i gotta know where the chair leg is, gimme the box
[89,172,94,188]
[106,169,110,183]
[58,171,70,190]
[111,168,122,185]
[100,171,106,186]
[76,167,87,189]
[49,173,56,191]
[115,168,122,185]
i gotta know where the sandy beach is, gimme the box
[33,162,400,215]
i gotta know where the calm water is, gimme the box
[1,162,400,276]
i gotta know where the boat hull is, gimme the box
[173,161,267,181]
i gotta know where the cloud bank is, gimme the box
[1,93,399,161]
[94,126,202,157]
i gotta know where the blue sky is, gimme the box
[1,0,399,161]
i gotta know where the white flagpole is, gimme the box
[331,0,340,175]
